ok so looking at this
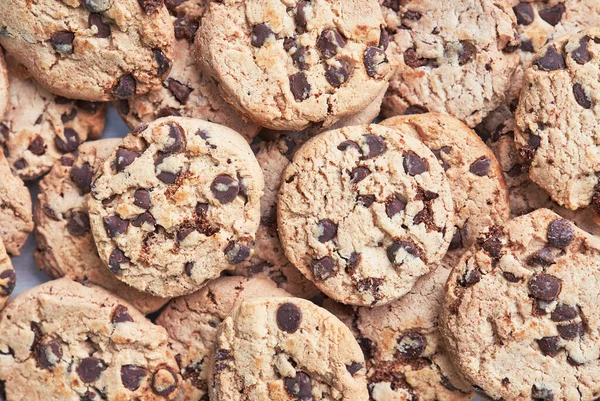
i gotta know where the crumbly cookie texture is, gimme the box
[0,0,174,101]
[196,0,394,131]
[89,117,263,297]
[208,297,369,401]
[35,139,169,314]
[0,239,15,312]
[380,0,520,127]
[381,113,510,265]
[0,278,181,401]
[0,49,8,120]
[278,124,455,306]
[325,264,473,401]
[515,29,600,211]
[0,151,33,255]
[156,276,290,401]
[441,209,600,401]
[1,55,106,180]
[117,1,260,142]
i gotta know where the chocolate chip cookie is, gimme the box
[326,264,473,401]
[441,208,600,400]
[196,0,394,131]
[0,278,181,401]
[0,0,174,101]
[35,139,169,314]
[208,297,369,401]
[156,276,290,401]
[515,29,600,211]
[381,113,510,264]
[0,240,15,312]
[1,54,106,180]
[278,124,455,306]
[88,117,263,297]
[0,48,8,120]
[380,0,520,127]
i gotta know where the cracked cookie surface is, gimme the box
[35,139,169,314]
[0,278,181,401]
[195,0,394,131]
[380,0,520,127]
[0,0,174,101]
[88,117,263,297]
[208,297,369,401]
[156,276,290,401]
[278,124,454,306]
[441,208,600,401]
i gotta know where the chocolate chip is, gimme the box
[397,332,426,359]
[521,39,534,53]
[449,228,463,250]
[138,0,163,14]
[364,47,387,77]
[177,226,195,242]
[195,202,209,217]
[357,194,376,208]
[66,212,90,237]
[289,72,311,101]
[317,219,337,242]
[162,123,185,153]
[458,40,476,65]
[432,146,451,170]
[13,159,26,170]
[77,358,106,383]
[325,60,350,87]
[350,167,371,183]
[295,1,310,32]
[503,272,522,283]
[404,48,431,68]
[184,262,194,276]
[174,17,199,41]
[103,215,129,238]
[403,151,428,175]
[362,134,386,158]
[513,2,534,25]
[537,336,561,356]
[154,49,170,76]
[113,75,137,99]
[461,269,482,286]
[478,227,503,259]
[155,153,179,184]
[551,304,578,322]
[28,136,45,155]
[527,247,555,267]
[131,189,151,209]
[573,83,592,109]
[251,23,274,47]
[382,0,400,11]
[346,362,363,375]
[539,3,565,26]
[121,365,146,391]
[35,340,63,369]
[283,37,297,52]
[404,105,428,115]
[529,134,542,149]
[379,28,389,50]
[81,0,113,12]
[55,128,80,153]
[311,256,334,280]
[51,31,75,54]
[108,248,129,274]
[132,212,156,228]
[547,218,574,248]
[276,302,302,333]
[346,252,361,274]
[88,13,111,38]
[387,240,421,264]
[529,274,561,302]
[469,157,491,176]
[534,46,565,71]
[112,305,134,324]
[224,242,250,264]
[115,99,130,115]
[532,385,554,401]
[338,140,360,152]
[211,174,239,204]
[557,322,584,340]
[0,270,16,296]
[572,36,591,64]
[284,371,312,397]
[167,78,192,104]
[385,195,406,218]
[318,29,346,59]
[152,367,179,396]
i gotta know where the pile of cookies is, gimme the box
[0,0,599,400]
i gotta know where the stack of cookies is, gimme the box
[0,0,599,400]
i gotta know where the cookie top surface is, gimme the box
[441,208,600,401]
[381,0,520,127]
[1,55,106,181]
[156,276,290,401]
[117,3,260,142]
[278,124,455,306]
[0,278,181,401]
[195,0,394,131]
[209,297,369,401]
[88,117,264,297]
[35,139,169,314]
[515,29,600,210]
[0,49,8,120]
[326,265,473,401]
[0,240,15,312]
[0,0,174,101]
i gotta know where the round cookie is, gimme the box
[0,151,33,255]
[88,117,264,297]
[0,48,8,120]
[325,265,473,401]
[156,276,290,401]
[441,208,600,400]
[1,54,106,180]
[0,240,15,312]
[278,124,455,306]
[117,2,260,142]
[35,139,169,314]
[0,0,174,101]
[380,0,520,127]
[195,0,394,131]
[381,113,510,264]
[208,297,369,401]
[0,278,181,401]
